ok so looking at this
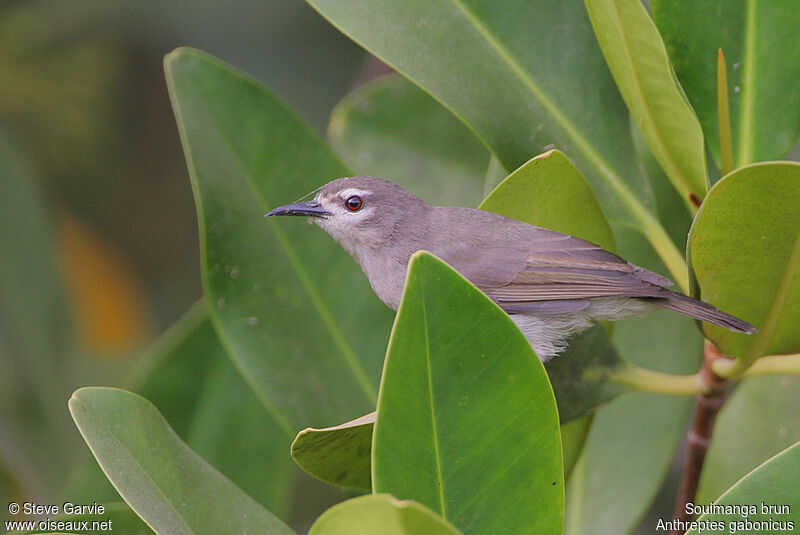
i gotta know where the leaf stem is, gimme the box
[606,365,706,396]
[670,341,728,532]
[717,49,734,175]
[716,353,800,379]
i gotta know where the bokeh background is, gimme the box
[3,1,799,533]
[1,0,375,529]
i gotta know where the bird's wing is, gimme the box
[428,211,673,314]
[483,229,674,311]
[430,208,672,314]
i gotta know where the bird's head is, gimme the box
[266,176,429,256]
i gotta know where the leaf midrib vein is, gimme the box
[419,281,448,519]
[200,97,378,405]
[446,0,644,214]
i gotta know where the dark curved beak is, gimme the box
[265,200,331,218]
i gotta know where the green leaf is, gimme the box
[8,502,152,535]
[69,387,295,535]
[653,0,800,167]
[328,74,488,207]
[688,162,800,359]
[585,0,707,207]
[686,440,800,535]
[305,0,660,235]
[165,47,394,432]
[698,376,800,504]
[480,149,616,251]
[308,494,463,535]
[292,412,375,491]
[628,114,694,249]
[373,252,563,535]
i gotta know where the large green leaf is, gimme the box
[373,252,563,535]
[653,0,800,167]
[69,387,296,535]
[686,440,800,535]
[308,495,463,535]
[585,0,707,207]
[328,74,487,207]
[165,47,394,432]
[479,149,616,251]
[304,0,670,241]
[698,376,800,504]
[688,162,800,359]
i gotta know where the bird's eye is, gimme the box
[345,195,363,211]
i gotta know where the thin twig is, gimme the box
[670,341,729,534]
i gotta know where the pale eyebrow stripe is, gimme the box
[339,188,371,198]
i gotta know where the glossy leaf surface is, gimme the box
[585,0,707,206]
[373,252,562,535]
[130,303,295,514]
[305,0,656,233]
[653,0,800,167]
[689,162,800,358]
[480,149,616,251]
[69,387,295,535]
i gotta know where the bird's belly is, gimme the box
[511,297,654,361]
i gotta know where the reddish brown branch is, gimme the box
[670,341,729,535]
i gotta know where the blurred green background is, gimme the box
[3,1,799,534]
[0,0,375,530]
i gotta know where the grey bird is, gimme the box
[266,176,757,361]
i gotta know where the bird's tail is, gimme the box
[650,291,758,334]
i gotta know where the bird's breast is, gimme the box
[354,248,409,311]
